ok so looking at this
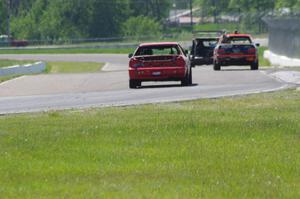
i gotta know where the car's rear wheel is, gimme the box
[251,62,259,70]
[181,74,189,86]
[181,69,192,86]
[129,80,141,89]
[213,61,221,71]
[188,68,193,85]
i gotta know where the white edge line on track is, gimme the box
[0,83,292,115]
[0,75,27,86]
[260,70,300,85]
[260,70,286,83]
[101,62,110,71]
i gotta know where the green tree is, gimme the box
[227,0,275,32]
[276,0,298,8]
[4,0,173,40]
[10,0,130,40]
[196,0,230,22]
[38,0,89,40]
[0,0,8,34]
[128,0,171,20]
[122,16,161,40]
[295,1,300,10]
[10,0,48,39]
[87,0,129,38]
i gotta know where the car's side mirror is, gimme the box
[185,50,189,55]
[255,43,260,47]
[128,53,133,58]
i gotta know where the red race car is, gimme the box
[128,42,192,88]
[213,33,260,70]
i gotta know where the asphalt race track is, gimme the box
[0,54,288,114]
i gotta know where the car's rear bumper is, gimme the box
[215,55,257,66]
[129,67,186,81]
[191,57,213,66]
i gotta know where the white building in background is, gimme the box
[167,8,201,26]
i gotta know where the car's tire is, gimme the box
[182,68,192,86]
[129,80,140,89]
[181,72,190,86]
[188,67,193,85]
[251,62,259,70]
[213,61,221,71]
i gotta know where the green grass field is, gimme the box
[0,75,21,83]
[258,47,271,67]
[0,60,103,73]
[0,60,34,68]
[0,89,299,198]
[0,60,34,83]
[194,23,238,33]
[0,61,103,83]
[46,62,103,73]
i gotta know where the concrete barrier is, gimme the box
[0,62,46,77]
[264,50,300,67]
[263,17,300,59]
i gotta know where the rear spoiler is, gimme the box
[192,30,226,38]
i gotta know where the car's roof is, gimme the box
[139,42,179,47]
[194,37,219,40]
[224,33,252,37]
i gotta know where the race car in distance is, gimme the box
[213,33,260,70]
[190,37,218,67]
[0,35,29,47]
[128,42,192,88]
[190,31,222,67]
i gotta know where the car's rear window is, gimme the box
[197,40,218,47]
[135,45,180,56]
[222,36,252,44]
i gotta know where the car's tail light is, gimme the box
[217,48,225,54]
[175,56,185,67]
[248,47,256,54]
[129,58,144,68]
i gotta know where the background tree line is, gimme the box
[0,0,170,41]
[199,0,299,33]
[0,0,299,41]
[195,0,300,15]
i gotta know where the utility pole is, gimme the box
[173,3,177,26]
[6,0,11,37]
[190,0,193,29]
[212,0,217,23]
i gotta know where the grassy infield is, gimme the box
[0,61,103,83]
[0,60,103,73]
[0,90,299,198]
[45,62,103,74]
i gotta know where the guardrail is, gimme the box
[0,62,46,77]
[264,50,300,67]
[263,16,300,59]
